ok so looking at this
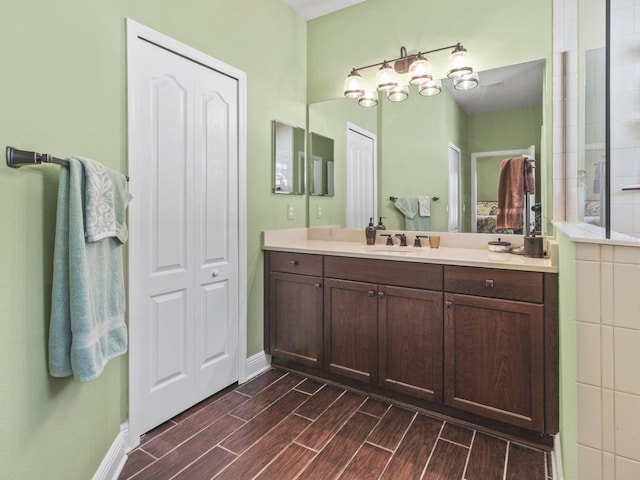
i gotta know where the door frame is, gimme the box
[447,143,461,232]
[470,145,535,233]
[126,19,247,447]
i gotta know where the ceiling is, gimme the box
[282,0,367,20]
[443,59,544,115]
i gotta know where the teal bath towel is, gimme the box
[49,157,130,382]
[394,197,431,231]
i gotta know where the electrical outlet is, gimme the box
[316,205,323,218]
[287,203,294,220]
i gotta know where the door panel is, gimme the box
[324,278,378,383]
[346,125,376,229]
[444,293,544,431]
[378,286,443,401]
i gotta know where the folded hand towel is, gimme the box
[49,158,130,382]
[417,196,431,217]
[77,157,116,242]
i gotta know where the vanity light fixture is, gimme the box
[358,90,379,107]
[342,43,476,106]
[453,72,479,91]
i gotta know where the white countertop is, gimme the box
[263,228,558,273]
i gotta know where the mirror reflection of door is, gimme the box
[346,123,377,229]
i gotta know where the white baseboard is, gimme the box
[552,433,563,480]
[93,422,130,480]
[244,350,271,382]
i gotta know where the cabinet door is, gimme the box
[444,293,544,431]
[378,286,443,402]
[324,278,378,384]
[270,272,323,368]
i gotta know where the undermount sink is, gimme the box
[362,245,426,254]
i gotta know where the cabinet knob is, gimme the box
[368,290,375,297]
[212,270,220,278]
[314,283,321,289]
[445,301,453,307]
[485,279,494,288]
[378,291,385,298]
[290,260,298,265]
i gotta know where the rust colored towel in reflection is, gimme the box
[496,157,535,230]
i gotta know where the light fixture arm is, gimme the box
[350,43,462,73]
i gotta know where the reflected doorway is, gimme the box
[346,123,377,228]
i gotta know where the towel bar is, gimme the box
[6,146,129,181]
[6,146,69,168]
[389,195,439,202]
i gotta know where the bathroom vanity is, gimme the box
[263,228,558,444]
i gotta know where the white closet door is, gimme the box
[129,33,239,437]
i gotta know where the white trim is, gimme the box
[125,18,248,448]
[93,423,130,480]
[244,351,272,382]
[551,433,563,480]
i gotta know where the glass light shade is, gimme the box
[387,84,409,102]
[447,45,473,78]
[358,90,378,107]
[408,56,433,85]
[418,78,442,97]
[376,62,399,91]
[453,72,479,91]
[343,70,365,98]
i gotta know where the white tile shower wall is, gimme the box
[609,0,640,236]
[574,242,640,479]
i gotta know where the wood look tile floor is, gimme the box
[119,369,553,480]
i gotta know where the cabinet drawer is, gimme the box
[269,251,323,276]
[325,256,443,291]
[444,266,543,303]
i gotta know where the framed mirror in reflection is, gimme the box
[308,59,545,233]
[272,120,306,195]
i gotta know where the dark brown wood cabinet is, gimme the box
[267,252,323,368]
[264,250,558,440]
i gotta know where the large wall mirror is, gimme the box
[308,59,546,233]
[272,120,306,195]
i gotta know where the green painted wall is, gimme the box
[0,1,306,478]
[556,232,577,480]
[307,0,552,104]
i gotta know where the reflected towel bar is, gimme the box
[6,146,129,181]
[390,195,439,202]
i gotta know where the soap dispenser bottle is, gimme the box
[376,217,386,230]
[365,218,376,245]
